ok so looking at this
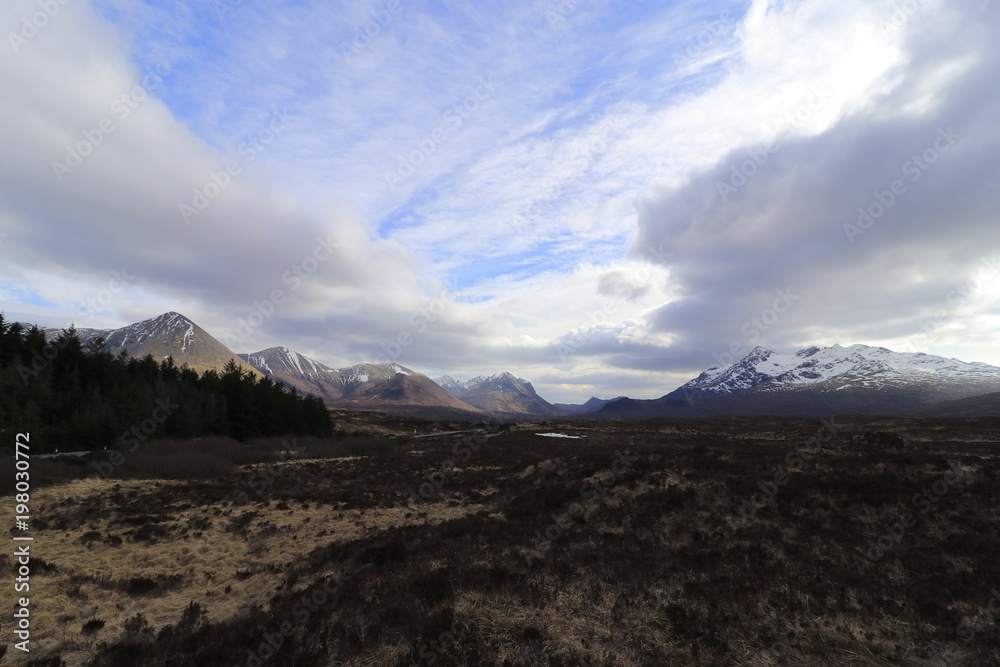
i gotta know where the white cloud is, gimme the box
[3,0,998,405]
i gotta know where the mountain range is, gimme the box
[238,347,486,421]
[39,312,266,379]
[596,344,1000,418]
[24,312,1000,419]
[434,371,561,417]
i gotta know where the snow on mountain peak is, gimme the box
[433,370,529,394]
[683,343,1000,395]
[153,311,194,328]
[180,324,195,352]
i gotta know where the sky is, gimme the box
[2,0,998,403]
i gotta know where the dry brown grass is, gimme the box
[0,462,485,667]
[3,414,999,666]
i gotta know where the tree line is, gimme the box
[0,315,332,450]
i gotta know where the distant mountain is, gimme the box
[35,325,109,347]
[434,375,470,395]
[434,371,560,417]
[240,346,357,403]
[33,312,259,378]
[28,313,540,420]
[28,314,1000,420]
[682,344,1000,396]
[105,312,265,378]
[553,396,625,414]
[242,347,487,420]
[598,344,1000,418]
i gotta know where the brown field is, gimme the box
[2,414,1000,665]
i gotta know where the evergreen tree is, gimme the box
[0,319,331,448]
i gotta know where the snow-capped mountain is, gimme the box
[599,344,1000,418]
[435,370,527,394]
[241,347,486,419]
[241,347,412,398]
[35,325,111,347]
[681,344,1000,396]
[103,312,265,377]
[27,313,529,418]
[435,370,560,416]
[28,312,1000,419]
[33,312,258,377]
[434,375,472,395]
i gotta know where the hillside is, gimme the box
[33,312,261,379]
[435,371,561,417]
[241,347,487,420]
[599,344,1000,418]
[6,414,999,665]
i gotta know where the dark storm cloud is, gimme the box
[632,2,1000,370]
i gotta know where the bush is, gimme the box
[82,619,106,635]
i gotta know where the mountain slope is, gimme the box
[435,371,560,416]
[598,344,1000,418]
[242,347,487,419]
[553,397,625,414]
[239,347,351,403]
[683,344,1000,397]
[435,375,470,395]
[33,312,258,378]
[99,312,263,377]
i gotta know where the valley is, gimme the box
[6,2,1000,665]
[22,313,1000,423]
[3,413,999,665]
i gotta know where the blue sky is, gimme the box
[2,0,999,402]
[92,0,741,278]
